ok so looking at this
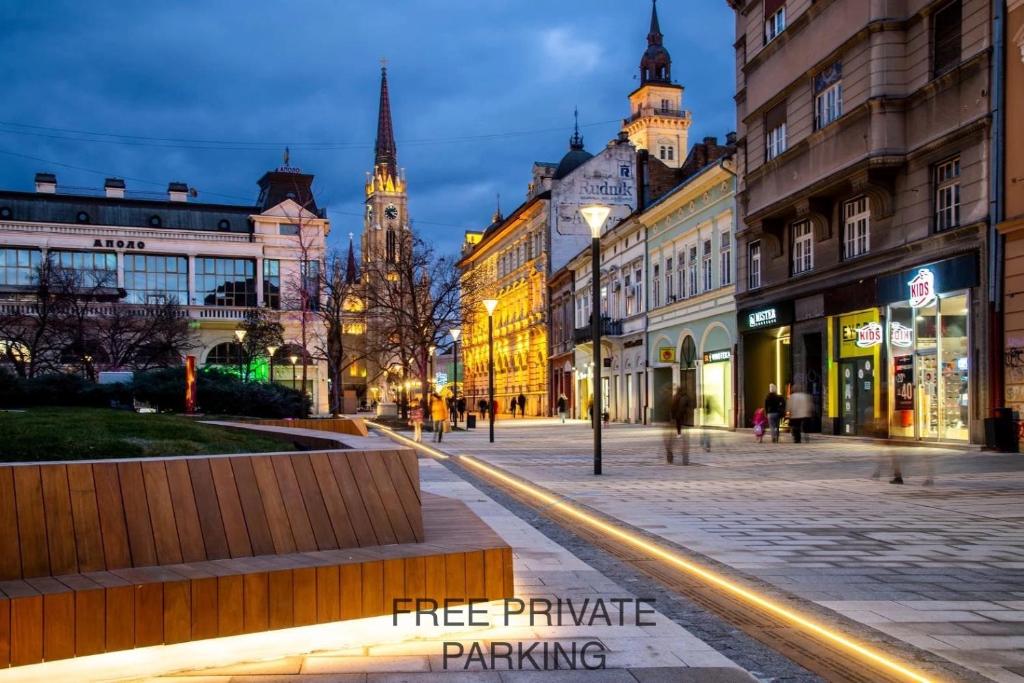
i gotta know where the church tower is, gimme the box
[362,64,410,269]
[621,0,691,168]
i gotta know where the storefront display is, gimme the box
[701,347,732,427]
[830,309,883,436]
[739,302,794,427]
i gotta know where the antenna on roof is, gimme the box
[283,146,290,166]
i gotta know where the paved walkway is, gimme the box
[423,419,1024,683]
[144,434,760,682]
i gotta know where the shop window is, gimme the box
[843,196,870,259]
[720,231,732,285]
[792,221,814,275]
[933,0,962,77]
[748,241,762,290]
[764,0,786,44]
[814,63,843,130]
[935,156,961,231]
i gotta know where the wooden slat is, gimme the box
[242,572,268,633]
[13,467,49,578]
[163,580,191,644]
[2,582,42,667]
[39,465,78,577]
[65,464,105,573]
[361,561,383,618]
[91,463,132,570]
[483,548,505,601]
[502,548,514,598]
[267,570,294,630]
[25,577,74,663]
[134,581,164,647]
[186,459,230,561]
[290,456,338,551]
[309,453,358,548]
[364,453,416,543]
[346,453,398,545]
[164,460,206,563]
[228,458,275,557]
[85,572,134,653]
[339,564,362,620]
[208,458,252,559]
[315,566,340,624]
[117,461,158,567]
[382,452,425,541]
[0,470,22,580]
[383,558,405,617]
[270,456,318,553]
[56,574,105,657]
[405,556,426,605]
[190,576,218,641]
[327,454,378,547]
[424,554,447,604]
[250,457,297,555]
[444,554,467,604]
[464,551,486,602]
[141,461,183,566]
[216,574,243,636]
[292,567,317,626]
[395,449,422,504]
[0,590,9,667]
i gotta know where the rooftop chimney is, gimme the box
[104,177,126,199]
[34,173,56,194]
[168,182,189,202]
[726,131,738,146]
[704,136,718,147]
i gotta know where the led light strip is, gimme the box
[368,421,938,683]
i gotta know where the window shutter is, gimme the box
[764,0,786,16]
[765,101,787,132]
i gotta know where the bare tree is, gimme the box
[237,307,285,382]
[314,247,369,414]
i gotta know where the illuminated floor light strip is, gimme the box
[455,455,938,683]
[367,421,450,459]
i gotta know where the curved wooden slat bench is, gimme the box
[0,448,512,667]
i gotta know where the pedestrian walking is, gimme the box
[556,393,568,423]
[509,397,517,418]
[788,387,813,443]
[478,398,488,416]
[429,392,448,443]
[456,397,466,422]
[666,386,692,465]
[700,397,713,452]
[587,396,594,427]
[764,384,786,443]
[752,407,768,443]
[409,399,424,443]
[517,392,527,418]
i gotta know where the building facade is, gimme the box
[644,149,738,427]
[548,264,576,417]
[730,0,994,444]
[0,168,331,413]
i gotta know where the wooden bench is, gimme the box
[0,448,512,667]
[252,417,369,437]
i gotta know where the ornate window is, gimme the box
[843,197,870,259]
[935,156,961,231]
[748,241,762,290]
[720,231,732,286]
[814,63,843,130]
[792,221,814,275]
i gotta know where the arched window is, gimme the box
[206,342,241,365]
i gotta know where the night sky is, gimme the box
[0,1,735,256]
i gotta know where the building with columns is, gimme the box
[0,165,332,414]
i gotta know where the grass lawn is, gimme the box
[0,408,298,462]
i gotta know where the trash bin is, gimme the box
[993,408,1019,453]
[466,414,477,429]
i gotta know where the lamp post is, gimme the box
[266,345,278,384]
[450,328,461,428]
[483,298,498,443]
[428,345,437,393]
[234,329,247,381]
[581,204,611,476]
[289,354,299,391]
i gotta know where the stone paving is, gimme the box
[424,418,1024,683]
[143,443,760,683]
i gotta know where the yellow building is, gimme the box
[459,194,550,417]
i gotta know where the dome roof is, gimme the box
[555,147,593,180]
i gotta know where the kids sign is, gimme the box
[908,268,936,308]
[855,322,883,348]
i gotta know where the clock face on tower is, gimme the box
[384,204,399,220]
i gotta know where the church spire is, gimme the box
[374,62,398,179]
[346,232,358,284]
[649,0,662,44]
[569,107,584,150]
[640,0,671,84]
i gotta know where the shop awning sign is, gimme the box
[657,346,676,363]
[855,322,883,348]
[890,322,914,348]
[747,308,778,329]
[908,268,936,308]
[703,348,732,363]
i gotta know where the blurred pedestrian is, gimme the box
[666,386,692,465]
[789,387,813,444]
[509,397,517,418]
[409,398,424,443]
[517,392,527,418]
[700,396,714,452]
[765,384,786,443]
[430,392,448,443]
[752,407,768,443]
[556,393,568,423]
[456,396,466,422]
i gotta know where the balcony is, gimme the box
[574,317,624,344]
[0,301,263,322]
[627,106,690,123]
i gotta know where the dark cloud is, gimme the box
[0,0,734,256]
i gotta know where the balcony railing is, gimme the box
[574,318,624,344]
[627,106,690,123]
[0,301,259,321]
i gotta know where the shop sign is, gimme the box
[702,348,732,363]
[894,355,914,411]
[92,238,146,250]
[908,268,936,308]
[855,322,883,348]
[739,302,794,332]
[890,322,914,348]
[435,372,448,388]
[747,308,778,329]
[657,346,676,363]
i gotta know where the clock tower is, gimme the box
[362,64,410,269]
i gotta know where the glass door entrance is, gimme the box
[840,358,874,435]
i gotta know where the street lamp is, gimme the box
[581,204,611,476]
[266,345,278,384]
[450,327,461,428]
[483,298,499,443]
[234,329,247,381]
[428,344,437,392]
[289,354,299,391]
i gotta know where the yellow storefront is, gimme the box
[827,309,884,436]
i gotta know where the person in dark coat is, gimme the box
[478,398,488,416]
[509,397,517,418]
[517,392,527,417]
[556,393,568,423]
[456,397,466,421]
[764,384,786,443]
[665,386,692,465]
